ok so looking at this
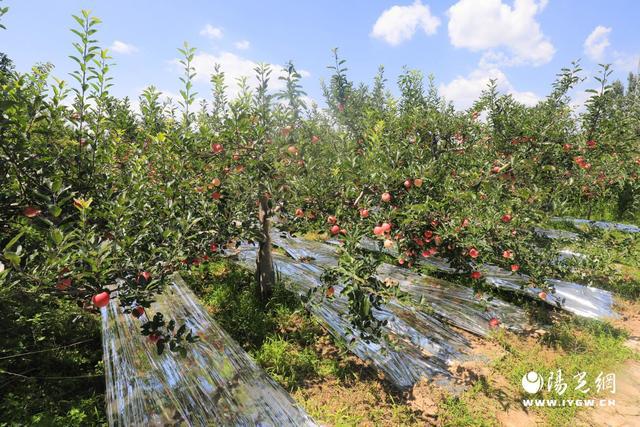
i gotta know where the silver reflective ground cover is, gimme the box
[235,245,461,389]
[101,275,316,426]
[551,217,640,233]
[534,227,579,240]
[269,232,529,336]
[232,232,529,390]
[359,235,618,320]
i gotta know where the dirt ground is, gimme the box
[297,300,639,426]
[577,300,640,427]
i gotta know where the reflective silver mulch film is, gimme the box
[551,217,640,234]
[101,275,317,427]
[359,236,618,320]
[229,232,531,390]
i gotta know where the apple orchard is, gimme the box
[1,7,639,424]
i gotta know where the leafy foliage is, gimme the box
[0,7,639,424]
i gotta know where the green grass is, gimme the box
[183,260,342,387]
[185,259,428,425]
[438,393,497,427]
[184,258,637,426]
[254,336,340,389]
[492,317,635,426]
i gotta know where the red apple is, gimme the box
[488,317,500,328]
[491,166,501,174]
[373,226,384,236]
[381,222,391,233]
[383,239,394,249]
[359,209,369,218]
[211,143,224,153]
[211,178,221,187]
[414,178,423,187]
[132,306,145,318]
[538,291,547,300]
[148,333,161,344]
[501,214,512,223]
[92,291,110,308]
[423,230,433,240]
[311,135,320,143]
[327,215,337,225]
[330,225,340,235]
[404,179,412,189]
[502,250,514,259]
[563,143,572,152]
[287,145,298,155]
[510,264,520,272]
[468,248,479,259]
[470,271,482,280]
[295,208,304,218]
[339,228,347,235]
[381,192,392,203]
[210,243,218,252]
[56,278,72,291]
[23,207,42,218]
[461,218,470,228]
[281,126,292,137]
[586,140,596,149]
[211,192,222,200]
[138,271,152,283]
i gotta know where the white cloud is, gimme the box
[447,0,554,66]
[584,26,611,62]
[371,0,440,46]
[234,40,250,50]
[200,24,223,39]
[439,67,539,109]
[110,40,138,55]
[613,52,639,72]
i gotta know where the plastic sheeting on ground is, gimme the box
[232,232,530,390]
[358,236,618,320]
[551,217,640,234]
[534,227,580,240]
[101,275,316,427]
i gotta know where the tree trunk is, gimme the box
[256,193,274,302]
[616,182,634,220]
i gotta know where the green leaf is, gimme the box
[3,251,21,267]
[3,232,24,252]
[48,205,62,218]
[50,228,64,245]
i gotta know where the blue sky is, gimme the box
[1,0,638,110]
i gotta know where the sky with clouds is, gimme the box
[1,0,638,110]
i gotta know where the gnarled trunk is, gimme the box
[256,193,274,301]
